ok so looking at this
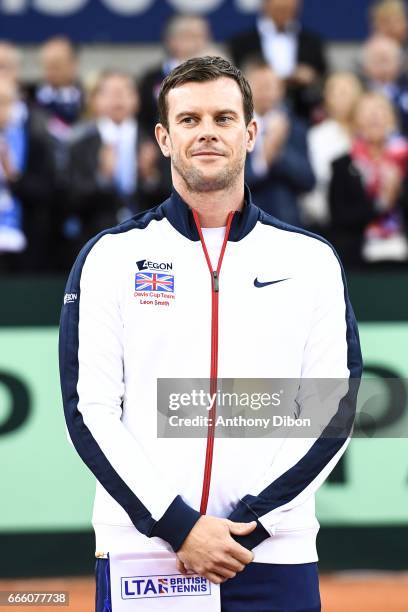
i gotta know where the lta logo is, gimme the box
[121,574,211,599]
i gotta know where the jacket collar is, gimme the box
[162,184,260,242]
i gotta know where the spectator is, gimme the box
[301,72,363,229]
[0,77,56,274]
[229,0,327,121]
[139,14,212,135]
[360,34,408,136]
[370,0,408,48]
[63,71,170,270]
[33,36,85,182]
[245,60,315,225]
[0,41,45,130]
[36,36,83,127]
[329,92,408,268]
[0,42,21,85]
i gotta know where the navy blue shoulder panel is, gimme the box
[229,210,363,550]
[58,205,165,536]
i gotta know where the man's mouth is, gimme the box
[191,151,225,157]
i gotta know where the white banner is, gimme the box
[109,551,221,611]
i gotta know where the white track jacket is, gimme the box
[59,186,362,564]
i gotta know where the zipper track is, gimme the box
[192,209,234,515]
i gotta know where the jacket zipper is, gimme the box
[192,209,235,514]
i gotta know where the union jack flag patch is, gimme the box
[135,272,175,293]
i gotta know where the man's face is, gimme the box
[155,77,256,194]
[166,18,210,61]
[40,42,77,88]
[247,67,284,116]
[0,45,20,84]
[96,75,138,124]
[263,0,301,27]
[363,37,401,84]
[373,9,408,45]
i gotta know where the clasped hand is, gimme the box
[176,515,257,585]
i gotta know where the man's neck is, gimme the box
[173,176,245,228]
[261,14,293,32]
[99,116,134,126]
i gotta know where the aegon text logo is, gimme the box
[64,293,77,305]
[136,259,173,271]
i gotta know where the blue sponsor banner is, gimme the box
[0,0,373,44]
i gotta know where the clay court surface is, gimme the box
[1,573,408,611]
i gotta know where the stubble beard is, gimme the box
[171,148,245,194]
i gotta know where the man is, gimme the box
[0,77,55,273]
[0,41,45,131]
[61,70,170,270]
[31,36,85,218]
[0,43,54,272]
[139,13,212,135]
[370,0,408,48]
[360,34,408,137]
[0,42,21,85]
[59,56,362,611]
[229,0,326,120]
[35,36,83,127]
[245,59,314,225]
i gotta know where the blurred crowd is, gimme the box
[2,0,408,273]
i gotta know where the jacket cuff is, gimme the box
[227,497,270,551]
[149,495,202,552]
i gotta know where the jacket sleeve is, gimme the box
[226,244,362,550]
[59,233,201,552]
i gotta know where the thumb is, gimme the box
[176,558,187,575]
[227,520,257,535]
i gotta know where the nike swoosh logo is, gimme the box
[254,277,290,288]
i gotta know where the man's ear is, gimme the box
[155,123,171,158]
[246,119,258,153]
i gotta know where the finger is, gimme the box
[176,559,187,574]
[227,520,257,536]
[212,565,237,580]
[226,541,255,565]
[216,557,245,573]
[206,572,229,585]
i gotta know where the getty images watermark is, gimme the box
[167,388,302,429]
[157,378,408,439]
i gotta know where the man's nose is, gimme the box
[198,119,219,141]
[198,132,219,143]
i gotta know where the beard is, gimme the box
[171,148,245,194]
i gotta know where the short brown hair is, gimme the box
[95,70,135,94]
[157,55,254,130]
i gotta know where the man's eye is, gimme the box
[217,116,232,123]
[181,117,195,124]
